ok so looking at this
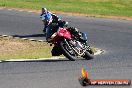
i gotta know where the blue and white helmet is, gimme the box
[42,7,48,14]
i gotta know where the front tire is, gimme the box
[83,51,94,60]
[60,41,76,61]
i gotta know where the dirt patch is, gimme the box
[0,41,29,51]
[0,37,33,51]
[0,37,53,59]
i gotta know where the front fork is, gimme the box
[63,39,93,56]
[63,39,72,49]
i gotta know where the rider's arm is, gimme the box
[48,11,61,21]
[52,14,61,21]
[41,14,48,26]
[42,20,47,25]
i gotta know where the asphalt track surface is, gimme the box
[0,9,132,88]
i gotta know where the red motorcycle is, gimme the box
[46,26,94,61]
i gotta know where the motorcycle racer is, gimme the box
[40,7,90,57]
[40,7,61,34]
[40,7,86,43]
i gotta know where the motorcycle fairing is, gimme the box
[57,27,71,40]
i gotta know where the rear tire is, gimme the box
[60,41,76,61]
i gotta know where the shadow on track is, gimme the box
[12,34,46,38]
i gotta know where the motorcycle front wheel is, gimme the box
[83,51,94,60]
[60,41,76,61]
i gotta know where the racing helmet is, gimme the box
[42,7,48,14]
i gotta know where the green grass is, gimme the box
[0,36,97,60]
[0,37,53,60]
[0,0,132,17]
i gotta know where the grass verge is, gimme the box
[0,0,132,17]
[0,36,97,60]
[0,36,53,60]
